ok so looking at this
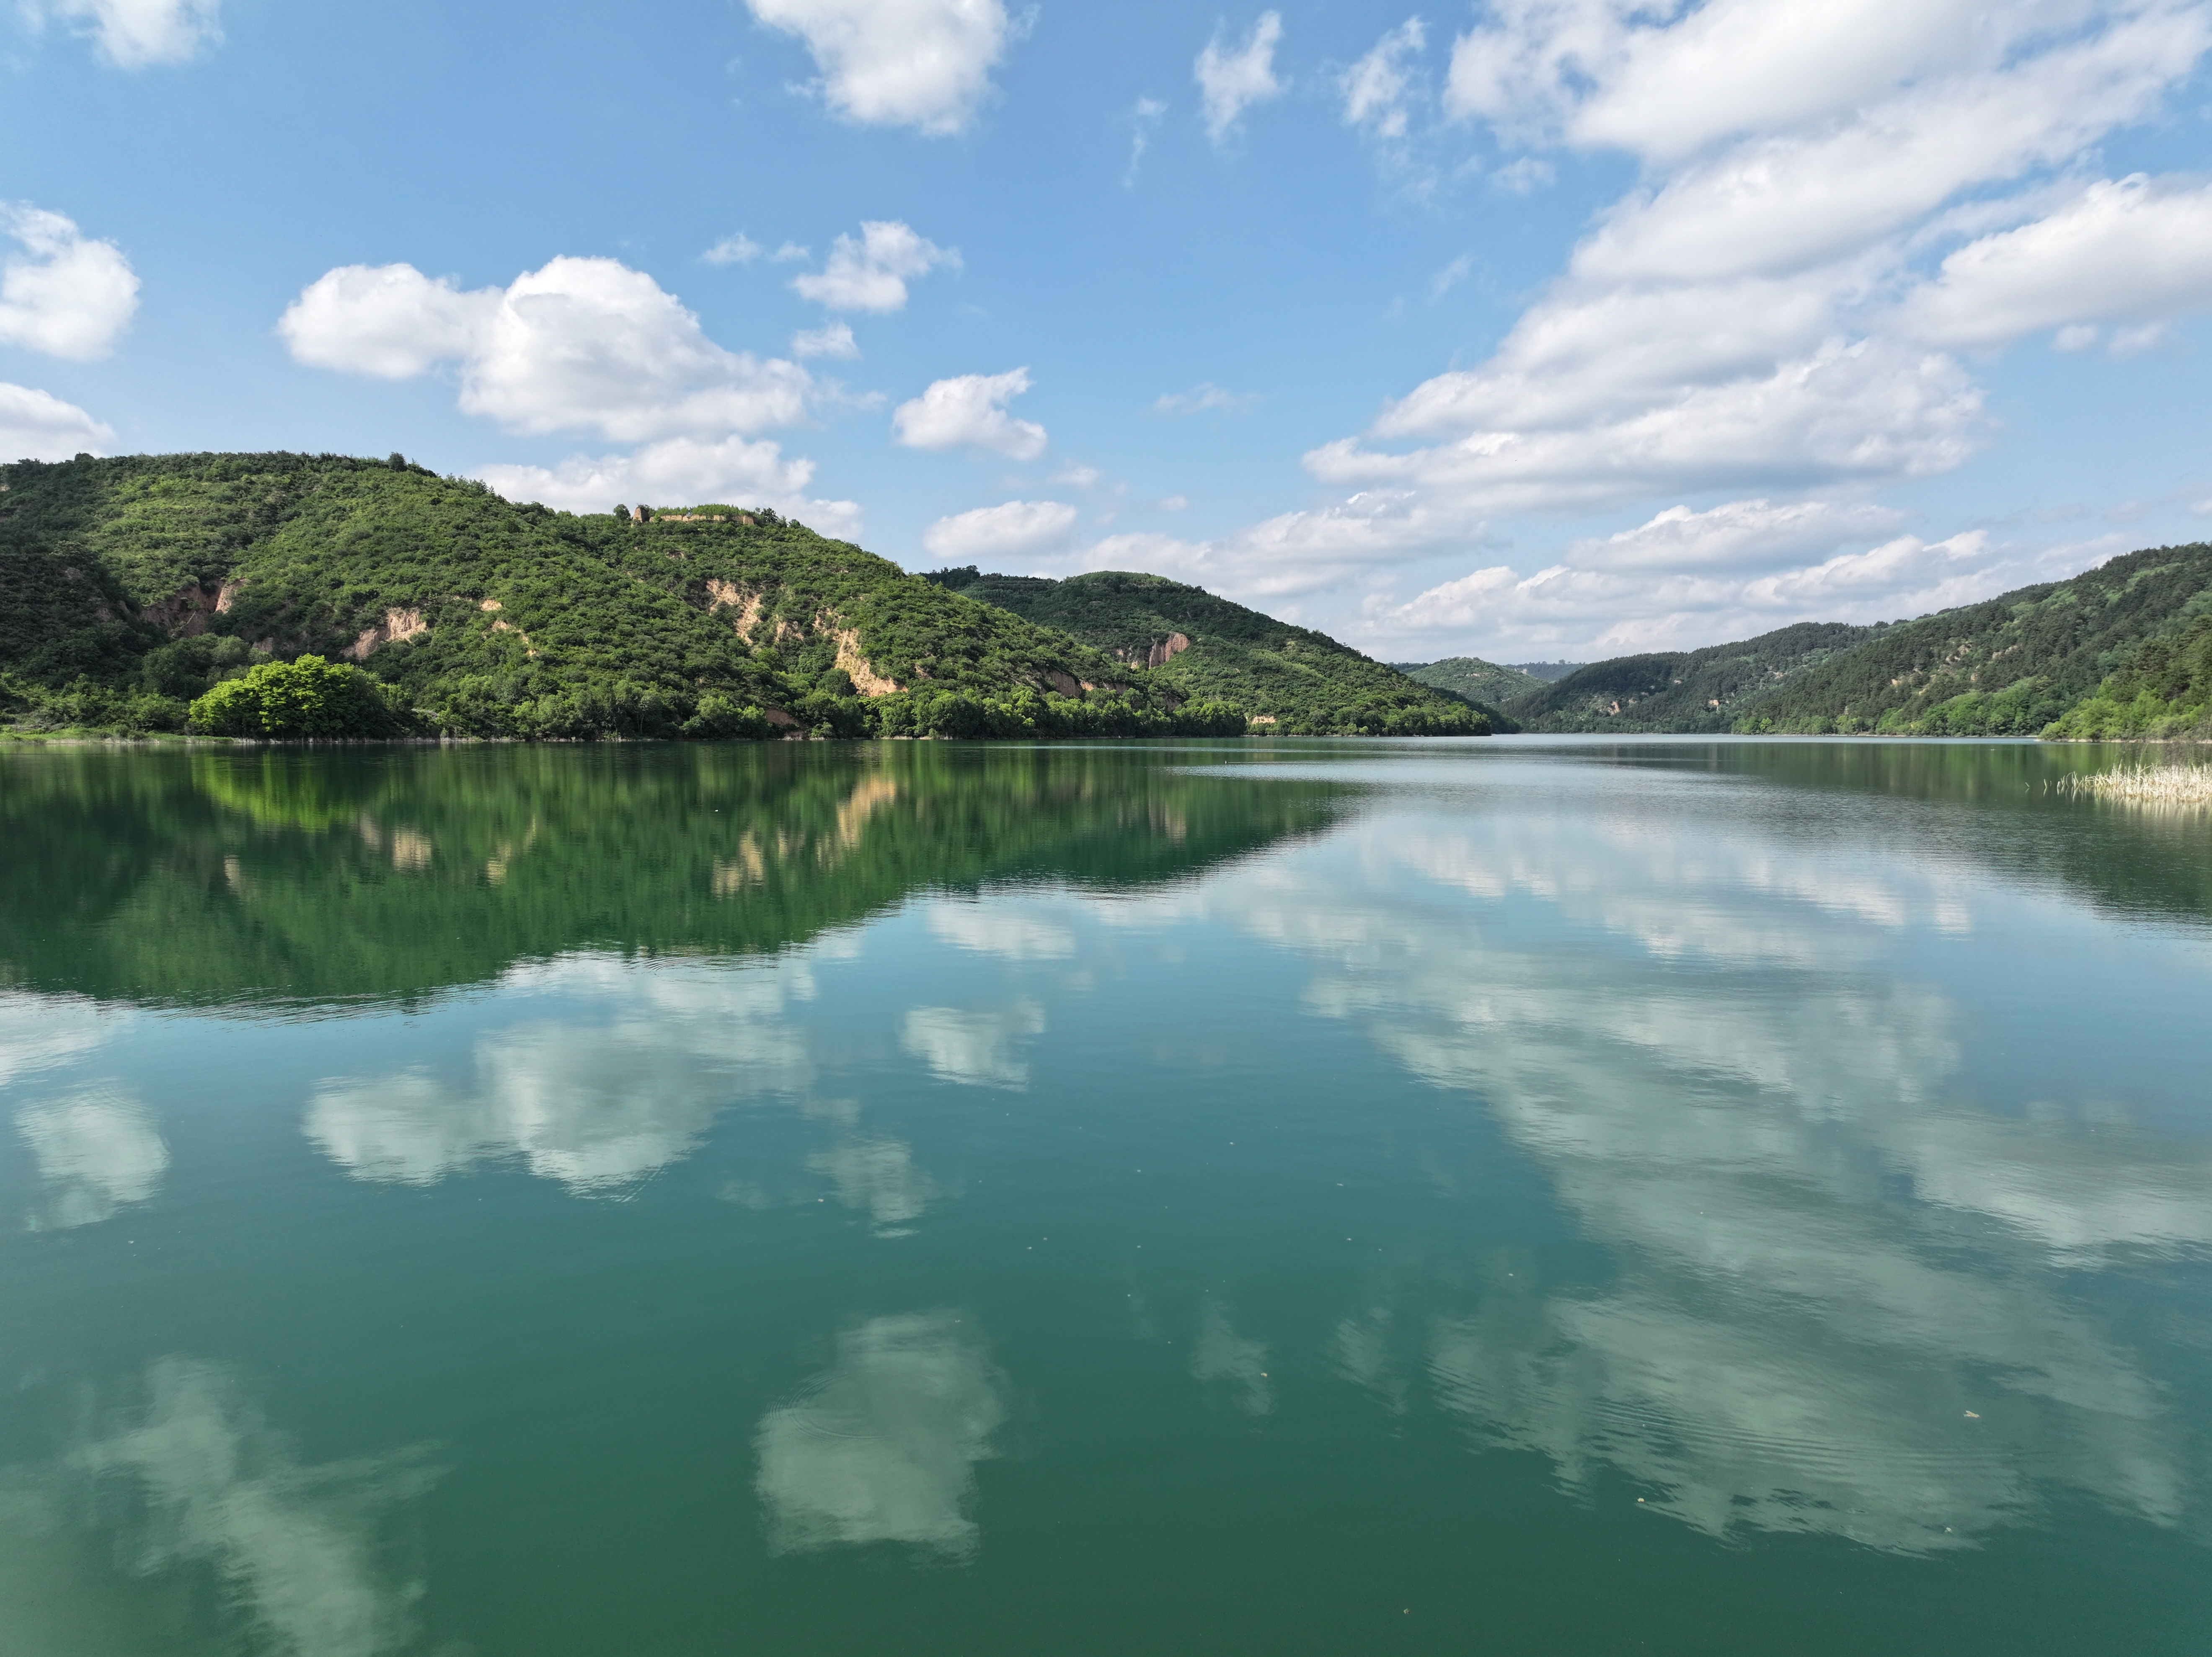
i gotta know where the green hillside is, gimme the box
[1393,655,1548,709]
[1502,622,1881,733]
[1735,542,2212,736]
[925,567,1493,735]
[0,452,1240,740]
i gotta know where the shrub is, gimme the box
[188,655,416,738]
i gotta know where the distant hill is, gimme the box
[1479,541,2212,738]
[1735,542,2212,736]
[1507,661,1586,683]
[1392,656,1548,710]
[926,567,1492,736]
[1504,622,1882,733]
[0,453,1242,740]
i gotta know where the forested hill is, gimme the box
[924,567,1494,735]
[1501,621,1883,733]
[0,452,1249,740]
[1734,542,2212,737]
[1395,539,2212,738]
[1392,656,1549,708]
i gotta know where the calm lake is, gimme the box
[1,736,2207,1656]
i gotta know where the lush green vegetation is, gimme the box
[0,453,1240,740]
[0,741,1352,1006]
[188,654,415,738]
[926,567,1493,735]
[1391,656,1547,712]
[2043,613,2212,739]
[1735,543,2212,736]
[1398,541,2212,739]
[1498,622,1880,733]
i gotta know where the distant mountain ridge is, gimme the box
[926,567,1493,736]
[1390,542,2212,739]
[1391,656,1549,710]
[1505,621,1884,733]
[1734,543,2212,736]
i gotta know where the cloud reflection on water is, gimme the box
[899,1002,1046,1091]
[0,993,125,1089]
[305,955,814,1193]
[0,1356,437,1657]
[755,1313,1006,1558]
[808,1133,947,1233]
[1201,795,2209,1552]
[15,1087,167,1231]
[1191,1301,1274,1417]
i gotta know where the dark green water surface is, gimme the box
[0,736,2207,1656]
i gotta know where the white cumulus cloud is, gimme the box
[1364,526,2064,658]
[476,436,861,537]
[922,498,1078,561]
[1903,173,2212,347]
[0,382,113,460]
[747,0,1013,134]
[0,205,139,360]
[34,0,222,68]
[279,256,814,441]
[1196,12,1285,143]
[1323,340,1987,521]
[791,221,958,313]
[1564,498,1907,574]
[893,367,1046,459]
[1180,0,2212,656]
[1444,0,2125,162]
[276,263,494,380]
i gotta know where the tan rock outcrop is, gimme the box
[140,579,240,638]
[832,628,903,697]
[705,580,767,642]
[341,606,429,662]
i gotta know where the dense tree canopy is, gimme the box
[0,453,1246,740]
[933,568,1493,736]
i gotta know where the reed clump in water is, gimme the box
[2054,762,2212,805]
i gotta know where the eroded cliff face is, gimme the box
[699,583,904,698]
[1129,633,1191,669]
[138,579,241,638]
[342,606,429,661]
[831,629,903,698]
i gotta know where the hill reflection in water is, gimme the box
[0,740,1353,1008]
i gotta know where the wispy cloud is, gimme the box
[1153,382,1260,417]
[1195,12,1284,144]
[1124,96,1167,187]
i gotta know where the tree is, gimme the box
[188,655,415,738]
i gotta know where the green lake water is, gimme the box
[0,736,2207,1656]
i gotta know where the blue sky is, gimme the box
[7,0,2212,660]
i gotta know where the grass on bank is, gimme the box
[2054,761,2212,806]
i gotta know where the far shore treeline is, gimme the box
[1395,542,2212,741]
[5,452,2209,743]
[0,452,1483,741]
